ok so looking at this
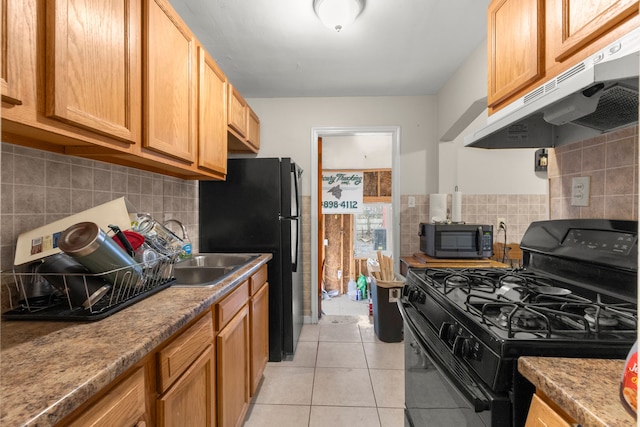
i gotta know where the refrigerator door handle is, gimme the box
[290,163,302,218]
[291,218,299,272]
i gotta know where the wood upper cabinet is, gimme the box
[45,0,142,144]
[246,107,260,151]
[227,85,260,153]
[1,0,25,105]
[487,0,544,108]
[227,84,248,139]
[63,367,148,427]
[144,0,196,163]
[198,46,228,176]
[549,0,638,63]
[487,0,639,113]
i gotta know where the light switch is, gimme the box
[571,177,590,206]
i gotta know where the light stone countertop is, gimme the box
[518,356,636,427]
[0,253,272,427]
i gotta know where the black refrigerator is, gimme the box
[199,158,303,362]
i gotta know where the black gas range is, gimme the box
[399,219,637,427]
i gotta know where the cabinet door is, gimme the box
[487,0,544,107]
[1,0,25,105]
[246,107,260,152]
[217,305,250,427]
[250,283,269,396]
[524,394,573,427]
[198,46,228,175]
[227,84,247,138]
[550,0,638,62]
[45,0,141,143]
[66,367,147,427]
[158,344,216,427]
[145,0,196,162]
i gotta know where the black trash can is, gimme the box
[371,277,404,342]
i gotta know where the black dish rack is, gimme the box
[2,251,179,321]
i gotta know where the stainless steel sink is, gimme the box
[172,253,259,286]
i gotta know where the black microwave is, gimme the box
[419,223,493,259]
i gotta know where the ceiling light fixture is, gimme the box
[313,0,365,32]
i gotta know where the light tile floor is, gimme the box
[243,315,405,427]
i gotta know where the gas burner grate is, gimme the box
[423,268,520,295]
[466,293,637,339]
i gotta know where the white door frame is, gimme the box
[309,126,401,324]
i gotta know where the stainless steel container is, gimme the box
[58,222,142,287]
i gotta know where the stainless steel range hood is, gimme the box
[465,27,640,149]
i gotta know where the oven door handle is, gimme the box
[401,303,492,413]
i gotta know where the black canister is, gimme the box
[58,222,142,288]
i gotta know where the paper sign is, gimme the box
[322,172,363,214]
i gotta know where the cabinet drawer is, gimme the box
[250,265,268,295]
[157,314,214,393]
[215,280,249,330]
[66,367,146,427]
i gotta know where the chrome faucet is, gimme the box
[162,219,190,242]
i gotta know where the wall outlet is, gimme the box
[408,196,416,208]
[571,177,590,206]
[497,217,506,229]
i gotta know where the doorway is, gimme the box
[310,127,401,323]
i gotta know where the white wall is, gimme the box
[322,135,393,170]
[436,41,548,195]
[244,96,437,196]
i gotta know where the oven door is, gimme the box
[401,303,511,427]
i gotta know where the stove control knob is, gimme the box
[408,289,422,303]
[439,323,458,343]
[453,336,479,360]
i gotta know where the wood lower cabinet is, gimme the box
[487,0,544,108]
[249,266,269,396]
[157,345,216,427]
[55,264,269,427]
[144,0,196,163]
[525,393,575,427]
[217,305,250,427]
[63,367,148,427]
[156,313,216,426]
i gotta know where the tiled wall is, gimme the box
[0,143,199,273]
[399,194,549,256]
[548,126,638,220]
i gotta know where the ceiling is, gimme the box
[167,0,491,98]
